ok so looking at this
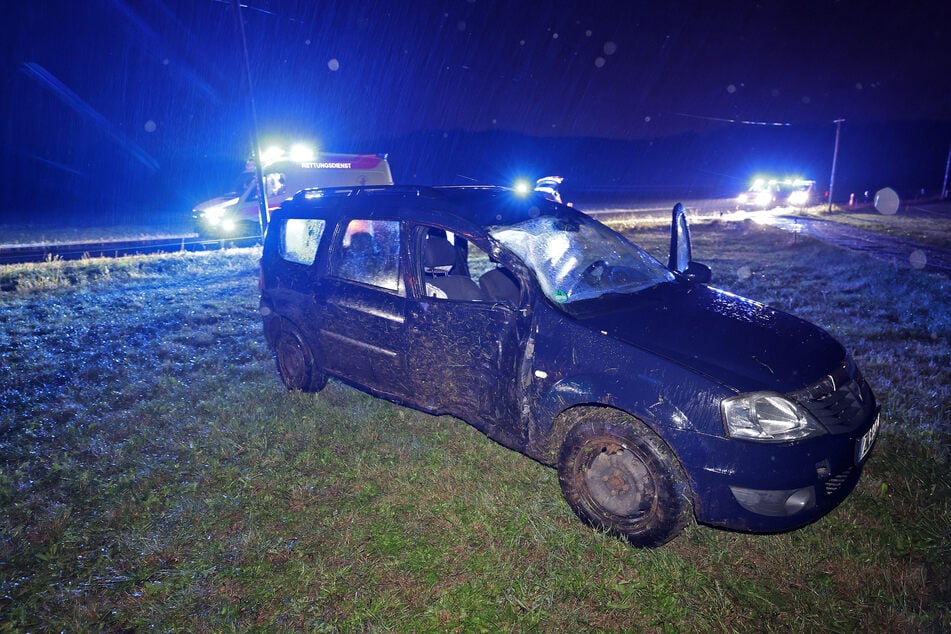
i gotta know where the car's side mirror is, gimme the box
[683,261,712,283]
[667,203,711,283]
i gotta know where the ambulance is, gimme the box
[193,146,393,238]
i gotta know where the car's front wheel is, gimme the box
[274,321,327,392]
[557,409,692,548]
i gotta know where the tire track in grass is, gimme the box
[768,216,951,278]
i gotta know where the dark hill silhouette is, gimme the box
[2,120,948,225]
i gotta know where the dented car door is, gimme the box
[404,224,525,447]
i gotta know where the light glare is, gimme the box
[289,143,315,162]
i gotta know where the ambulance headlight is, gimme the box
[203,205,227,225]
[755,191,773,207]
[788,190,809,206]
[200,197,239,225]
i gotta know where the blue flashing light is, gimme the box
[513,179,532,196]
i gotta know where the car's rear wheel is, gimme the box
[557,409,692,548]
[274,321,327,392]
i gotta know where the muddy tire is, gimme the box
[274,321,327,392]
[557,409,692,548]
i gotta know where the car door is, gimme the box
[404,224,526,448]
[317,217,411,398]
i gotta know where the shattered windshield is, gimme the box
[490,214,674,305]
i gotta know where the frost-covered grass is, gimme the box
[0,248,234,294]
[0,227,948,632]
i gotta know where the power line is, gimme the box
[674,112,793,127]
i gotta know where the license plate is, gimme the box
[856,414,881,464]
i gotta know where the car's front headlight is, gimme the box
[722,392,826,442]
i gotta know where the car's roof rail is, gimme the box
[289,184,519,204]
[291,185,445,203]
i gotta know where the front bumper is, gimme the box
[671,408,879,534]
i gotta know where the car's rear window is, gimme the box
[279,218,326,265]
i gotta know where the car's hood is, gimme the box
[577,281,844,393]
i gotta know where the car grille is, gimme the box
[823,467,854,496]
[790,364,876,434]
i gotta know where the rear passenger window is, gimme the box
[280,218,325,265]
[334,219,402,293]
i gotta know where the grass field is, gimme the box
[1,219,948,631]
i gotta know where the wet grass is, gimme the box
[1,225,948,632]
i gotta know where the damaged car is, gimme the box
[259,185,880,547]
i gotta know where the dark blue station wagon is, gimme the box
[259,185,880,547]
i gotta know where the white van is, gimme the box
[193,151,393,238]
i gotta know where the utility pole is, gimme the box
[827,118,845,214]
[942,141,950,200]
[234,0,268,237]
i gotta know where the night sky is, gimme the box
[3,0,949,220]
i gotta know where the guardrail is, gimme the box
[0,235,261,265]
